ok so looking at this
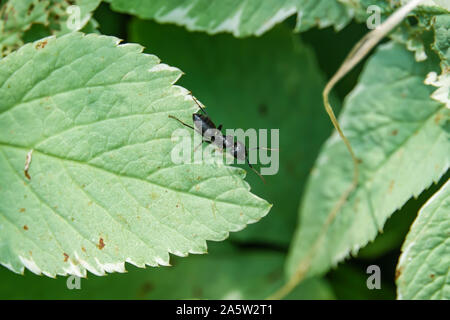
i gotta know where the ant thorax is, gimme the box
[206,132,246,161]
[222,135,234,149]
[230,141,247,160]
[203,128,224,145]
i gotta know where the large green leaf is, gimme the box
[107,0,352,37]
[0,32,271,277]
[0,243,334,299]
[129,19,334,245]
[396,179,450,300]
[286,42,449,281]
[0,0,101,57]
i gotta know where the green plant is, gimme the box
[0,0,448,300]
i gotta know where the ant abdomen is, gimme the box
[230,141,247,161]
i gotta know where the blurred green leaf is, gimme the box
[129,20,334,246]
[358,172,449,259]
[396,179,450,300]
[342,1,449,63]
[0,243,334,299]
[357,205,417,260]
[287,42,449,281]
[425,14,449,111]
[0,0,101,57]
[107,0,352,37]
[0,0,48,56]
[0,32,270,278]
[432,14,450,69]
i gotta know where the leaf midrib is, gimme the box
[0,142,261,209]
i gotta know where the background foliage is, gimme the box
[0,0,448,299]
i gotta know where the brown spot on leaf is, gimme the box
[27,3,35,15]
[391,129,398,136]
[63,253,69,262]
[430,274,435,279]
[81,247,86,252]
[97,238,105,250]
[434,113,442,124]
[395,266,404,280]
[19,208,26,213]
[35,40,48,49]
[24,170,31,180]
[23,225,28,230]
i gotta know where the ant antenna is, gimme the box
[168,115,195,130]
[190,93,208,115]
[247,159,266,184]
[250,147,279,151]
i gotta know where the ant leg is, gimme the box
[246,160,266,184]
[194,139,211,152]
[168,115,195,130]
[250,146,279,151]
[190,94,209,116]
[217,124,223,131]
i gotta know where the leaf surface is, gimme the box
[396,179,450,300]
[0,0,101,57]
[0,32,270,277]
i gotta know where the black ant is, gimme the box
[168,94,270,183]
